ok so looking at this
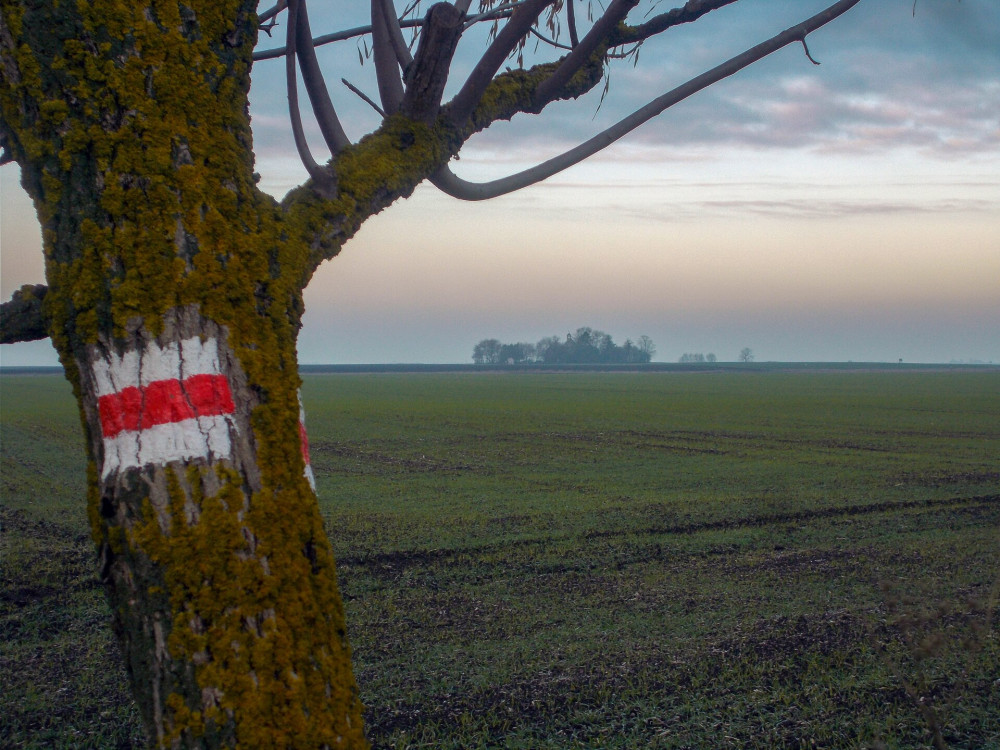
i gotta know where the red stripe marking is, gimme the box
[185,373,235,416]
[298,420,311,466]
[97,374,234,438]
[142,379,194,426]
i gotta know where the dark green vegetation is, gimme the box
[2,371,998,749]
[472,328,654,365]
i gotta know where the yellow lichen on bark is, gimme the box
[128,462,363,748]
[2,1,368,746]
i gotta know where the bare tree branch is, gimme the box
[400,3,466,124]
[529,25,572,51]
[447,0,554,127]
[258,1,287,25]
[463,0,524,30]
[0,284,48,344]
[380,0,416,67]
[432,0,863,200]
[372,0,406,113]
[342,77,387,116]
[566,0,579,47]
[252,4,520,61]
[801,37,822,65]
[255,20,422,61]
[285,0,337,195]
[295,0,351,153]
[613,0,739,45]
[532,0,636,108]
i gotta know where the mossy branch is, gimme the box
[281,112,460,274]
[1,284,49,344]
[611,0,740,45]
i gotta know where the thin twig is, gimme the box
[253,3,525,61]
[258,0,287,24]
[463,0,526,30]
[341,78,386,116]
[800,37,821,65]
[529,25,572,51]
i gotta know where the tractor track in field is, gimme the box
[335,493,999,572]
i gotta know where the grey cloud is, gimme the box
[549,196,998,223]
[459,1,1000,161]
[692,197,998,219]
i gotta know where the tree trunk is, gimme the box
[1,1,368,746]
[75,305,367,748]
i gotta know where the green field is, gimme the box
[2,371,998,749]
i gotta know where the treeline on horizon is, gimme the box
[473,327,656,365]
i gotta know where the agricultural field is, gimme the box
[2,369,998,749]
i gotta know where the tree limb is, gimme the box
[252,4,521,62]
[258,1,288,25]
[463,0,523,30]
[295,0,351,153]
[372,0,407,114]
[400,3,466,124]
[532,0,637,108]
[254,20,421,61]
[285,0,337,194]
[566,0,579,47]
[0,284,48,344]
[612,0,740,45]
[380,0,416,68]
[432,0,863,201]
[446,0,554,127]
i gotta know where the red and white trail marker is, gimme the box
[92,336,238,479]
[298,391,316,491]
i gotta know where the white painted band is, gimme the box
[101,414,235,479]
[92,336,223,397]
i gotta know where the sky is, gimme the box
[2,0,998,366]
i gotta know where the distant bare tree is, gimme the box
[638,335,657,361]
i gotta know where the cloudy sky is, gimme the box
[2,0,998,366]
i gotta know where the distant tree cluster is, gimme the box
[679,353,717,363]
[473,328,655,365]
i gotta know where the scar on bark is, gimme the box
[0,284,49,343]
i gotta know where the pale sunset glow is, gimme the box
[2,0,998,366]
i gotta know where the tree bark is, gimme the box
[0,283,48,343]
[0,1,367,746]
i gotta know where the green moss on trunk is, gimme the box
[1,1,369,746]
